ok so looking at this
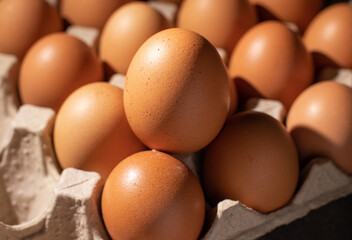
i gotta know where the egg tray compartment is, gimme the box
[1,47,352,240]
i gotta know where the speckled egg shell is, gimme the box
[124,28,232,154]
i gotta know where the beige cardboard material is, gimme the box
[318,67,352,88]
[245,98,287,123]
[109,73,126,90]
[148,1,178,24]
[216,48,228,63]
[0,105,59,226]
[45,0,59,7]
[0,53,19,153]
[66,26,100,52]
[0,105,108,239]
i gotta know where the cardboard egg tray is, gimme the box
[1,1,352,239]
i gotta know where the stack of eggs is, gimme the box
[0,0,351,239]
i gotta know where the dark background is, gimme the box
[260,194,352,239]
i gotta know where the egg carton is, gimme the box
[1,4,352,239]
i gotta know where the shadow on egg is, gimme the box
[201,204,218,237]
[233,76,263,109]
[289,125,334,168]
[102,61,116,81]
[311,51,339,73]
[252,4,279,23]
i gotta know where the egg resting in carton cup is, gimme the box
[1,1,352,240]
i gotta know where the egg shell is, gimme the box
[303,3,352,69]
[54,82,146,180]
[66,25,100,52]
[286,81,352,174]
[177,0,257,56]
[101,150,205,240]
[229,20,314,109]
[1,73,352,239]
[203,111,299,213]
[245,97,286,123]
[249,0,323,32]
[0,0,62,60]
[19,33,103,112]
[60,0,133,30]
[99,1,170,75]
[124,28,232,154]
[155,0,183,5]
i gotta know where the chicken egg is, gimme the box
[155,0,183,4]
[60,0,133,30]
[303,3,352,70]
[203,111,299,213]
[286,81,352,174]
[228,20,313,109]
[124,28,232,154]
[101,150,205,240]
[177,0,257,56]
[54,82,146,180]
[249,0,323,33]
[99,1,170,75]
[19,33,103,112]
[0,0,62,60]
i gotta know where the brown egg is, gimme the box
[228,21,313,109]
[203,111,299,213]
[177,0,257,56]
[60,0,133,30]
[303,3,352,70]
[101,150,205,240]
[286,81,352,174]
[155,0,183,4]
[0,0,62,60]
[249,0,323,33]
[54,82,146,180]
[124,28,232,154]
[19,33,103,112]
[99,2,170,75]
